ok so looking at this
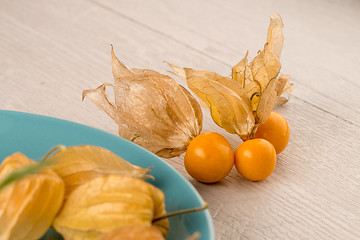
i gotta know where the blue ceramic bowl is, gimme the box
[0,110,215,240]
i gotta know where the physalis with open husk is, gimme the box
[0,153,65,240]
[83,46,203,158]
[168,14,293,141]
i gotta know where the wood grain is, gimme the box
[0,0,359,239]
[91,0,360,125]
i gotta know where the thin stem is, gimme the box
[40,145,66,163]
[0,145,66,191]
[152,203,208,222]
[0,164,45,191]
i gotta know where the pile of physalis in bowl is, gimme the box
[0,145,205,240]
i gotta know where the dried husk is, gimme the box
[0,153,65,240]
[169,14,292,141]
[95,225,165,240]
[53,175,169,240]
[83,46,202,158]
[168,63,255,140]
[47,145,151,198]
[232,13,284,117]
[275,74,294,106]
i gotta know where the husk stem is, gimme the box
[0,145,66,191]
[152,202,208,223]
[40,145,67,163]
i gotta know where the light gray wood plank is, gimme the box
[89,0,360,126]
[0,0,359,239]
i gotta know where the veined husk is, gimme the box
[47,145,151,198]
[168,14,293,141]
[0,153,65,240]
[82,46,203,158]
[53,175,169,240]
[95,225,165,240]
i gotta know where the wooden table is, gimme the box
[1,0,359,239]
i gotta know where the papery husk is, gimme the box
[47,145,151,198]
[255,74,292,124]
[232,13,283,114]
[95,225,165,240]
[83,46,202,158]
[169,14,292,141]
[275,74,294,106]
[168,63,255,140]
[0,153,65,240]
[53,175,169,240]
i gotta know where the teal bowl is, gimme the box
[0,110,215,240]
